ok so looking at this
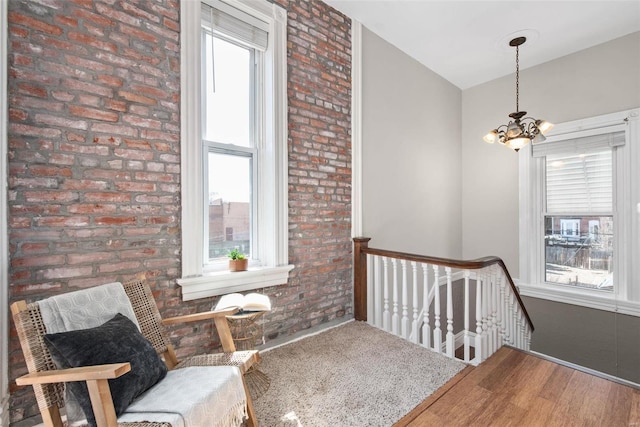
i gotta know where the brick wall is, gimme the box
[266,0,352,338]
[7,0,351,422]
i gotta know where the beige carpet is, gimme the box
[254,320,466,426]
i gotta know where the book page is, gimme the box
[243,293,271,312]
[215,293,245,311]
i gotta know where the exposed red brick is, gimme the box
[68,31,118,53]
[118,90,157,105]
[68,105,119,122]
[11,255,66,268]
[84,192,132,203]
[72,8,114,28]
[54,15,79,28]
[114,181,156,192]
[98,261,142,273]
[16,82,47,98]
[67,203,117,214]
[20,242,51,254]
[9,108,28,121]
[42,266,93,279]
[9,11,64,36]
[93,216,137,226]
[67,252,115,264]
[104,99,127,112]
[62,78,113,97]
[35,216,90,227]
[65,55,113,73]
[120,23,159,43]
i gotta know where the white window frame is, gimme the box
[518,108,640,315]
[179,0,292,301]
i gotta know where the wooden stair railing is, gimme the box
[353,237,534,365]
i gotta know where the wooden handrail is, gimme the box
[353,237,534,332]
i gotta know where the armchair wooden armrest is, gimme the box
[161,307,240,325]
[16,363,130,427]
[162,308,240,352]
[15,363,131,386]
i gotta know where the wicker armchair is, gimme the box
[122,279,259,423]
[11,280,260,427]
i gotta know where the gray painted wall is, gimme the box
[524,296,640,384]
[361,27,462,258]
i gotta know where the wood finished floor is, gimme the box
[395,346,640,427]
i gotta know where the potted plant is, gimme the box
[228,248,248,272]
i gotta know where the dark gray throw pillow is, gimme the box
[44,313,168,427]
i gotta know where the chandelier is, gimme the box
[483,36,553,152]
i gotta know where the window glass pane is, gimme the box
[546,150,612,213]
[203,33,251,147]
[207,152,251,260]
[544,215,613,291]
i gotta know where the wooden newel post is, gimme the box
[353,237,371,321]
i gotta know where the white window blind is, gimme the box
[532,127,625,157]
[545,149,612,214]
[201,0,268,51]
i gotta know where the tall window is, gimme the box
[179,0,290,300]
[519,109,640,312]
[201,2,264,262]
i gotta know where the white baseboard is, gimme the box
[528,349,640,390]
[259,317,354,353]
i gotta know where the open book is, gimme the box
[214,292,271,313]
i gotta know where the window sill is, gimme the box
[517,281,640,316]
[177,264,294,301]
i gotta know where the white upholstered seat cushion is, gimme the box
[117,366,247,427]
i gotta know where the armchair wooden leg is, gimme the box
[41,405,64,427]
[86,379,118,427]
[243,377,258,427]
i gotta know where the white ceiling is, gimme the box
[323,1,640,90]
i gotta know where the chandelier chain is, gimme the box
[515,45,519,112]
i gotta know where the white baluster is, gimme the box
[433,265,442,353]
[411,261,419,344]
[463,269,471,363]
[481,270,489,360]
[382,257,390,332]
[392,258,399,336]
[507,292,515,346]
[422,263,431,350]
[445,267,455,358]
[520,314,526,350]
[474,272,483,364]
[514,303,521,349]
[373,255,382,328]
[487,268,495,355]
[496,270,506,348]
[401,259,409,340]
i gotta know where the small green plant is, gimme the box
[228,248,246,260]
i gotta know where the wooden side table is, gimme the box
[226,311,270,399]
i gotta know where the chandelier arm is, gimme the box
[524,121,540,135]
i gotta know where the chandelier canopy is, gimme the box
[483,36,553,152]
